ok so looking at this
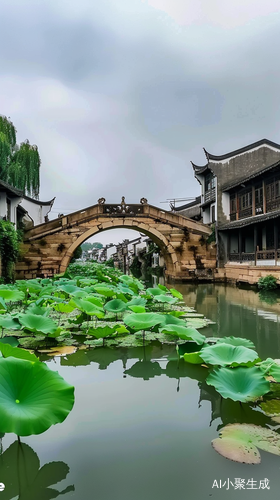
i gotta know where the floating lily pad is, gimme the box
[0,357,74,435]
[261,399,280,416]
[212,423,280,464]
[206,366,270,402]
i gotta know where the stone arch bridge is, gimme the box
[16,199,216,281]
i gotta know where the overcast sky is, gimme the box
[1,0,280,245]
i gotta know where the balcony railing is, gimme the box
[204,188,215,203]
[229,250,280,265]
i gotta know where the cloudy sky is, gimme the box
[1,0,280,245]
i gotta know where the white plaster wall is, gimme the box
[19,199,51,226]
[203,206,211,224]
[222,192,230,219]
[0,194,7,218]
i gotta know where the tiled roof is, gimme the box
[222,158,280,192]
[174,196,201,211]
[204,139,280,162]
[219,209,280,230]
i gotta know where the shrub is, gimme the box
[257,275,278,290]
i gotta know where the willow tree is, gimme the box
[0,115,40,198]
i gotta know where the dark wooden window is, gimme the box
[266,174,280,212]
[238,189,252,219]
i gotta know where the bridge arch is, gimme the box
[59,220,177,274]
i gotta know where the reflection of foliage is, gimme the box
[258,290,278,304]
[258,275,277,290]
[130,255,142,278]
[0,440,74,500]
[131,242,164,279]
[70,246,82,262]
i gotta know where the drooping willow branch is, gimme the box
[0,116,41,198]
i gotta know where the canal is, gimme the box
[1,284,280,499]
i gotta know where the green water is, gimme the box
[1,284,280,499]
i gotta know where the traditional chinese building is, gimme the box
[176,139,280,280]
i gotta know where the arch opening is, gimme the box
[59,221,175,275]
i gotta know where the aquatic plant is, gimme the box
[0,357,74,436]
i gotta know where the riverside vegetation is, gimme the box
[1,262,280,464]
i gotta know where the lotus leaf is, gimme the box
[93,286,116,297]
[0,289,25,301]
[54,302,76,313]
[169,288,183,300]
[159,315,186,327]
[261,399,280,416]
[87,326,117,339]
[104,299,127,313]
[0,315,21,330]
[200,343,259,367]
[216,336,256,350]
[117,284,135,295]
[124,312,163,331]
[183,351,204,364]
[27,305,50,316]
[212,423,280,464]
[0,343,38,362]
[0,336,19,347]
[0,357,74,435]
[19,313,58,335]
[160,325,205,345]
[69,298,104,317]
[257,358,280,381]
[83,296,104,308]
[115,324,129,334]
[126,297,147,307]
[157,284,169,292]
[128,305,146,313]
[153,295,178,304]
[0,297,7,310]
[146,287,164,296]
[206,366,270,402]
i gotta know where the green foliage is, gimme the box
[0,116,40,197]
[207,223,216,244]
[206,366,270,402]
[257,274,278,290]
[71,245,83,262]
[0,219,21,282]
[0,357,74,436]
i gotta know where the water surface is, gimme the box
[1,284,280,499]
